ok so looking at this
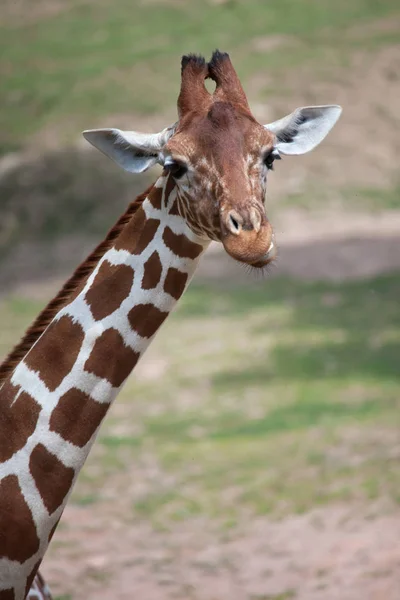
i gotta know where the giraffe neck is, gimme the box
[0,174,210,598]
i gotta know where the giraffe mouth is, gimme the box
[249,237,277,269]
[265,239,277,260]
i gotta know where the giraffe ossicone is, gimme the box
[0,50,341,600]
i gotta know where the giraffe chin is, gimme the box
[221,226,276,269]
[249,239,277,269]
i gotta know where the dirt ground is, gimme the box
[45,501,400,600]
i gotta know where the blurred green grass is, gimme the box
[279,180,400,211]
[2,273,399,525]
[0,148,151,261]
[344,183,400,211]
[1,0,399,148]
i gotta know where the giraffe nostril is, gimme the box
[227,211,242,235]
[230,215,240,231]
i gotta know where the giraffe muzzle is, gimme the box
[221,209,275,267]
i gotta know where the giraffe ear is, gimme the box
[82,125,176,173]
[264,105,342,155]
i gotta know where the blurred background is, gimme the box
[1,1,400,598]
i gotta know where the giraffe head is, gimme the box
[84,51,341,268]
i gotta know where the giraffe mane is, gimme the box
[0,183,154,385]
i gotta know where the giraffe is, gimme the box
[0,51,341,600]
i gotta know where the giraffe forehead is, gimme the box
[168,103,274,166]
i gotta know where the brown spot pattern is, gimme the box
[132,218,160,255]
[128,304,169,338]
[164,268,189,300]
[114,206,146,252]
[85,261,134,321]
[164,174,176,207]
[0,382,41,463]
[0,475,40,562]
[24,316,84,392]
[148,186,162,209]
[0,590,15,600]
[142,251,162,290]
[114,208,159,256]
[84,328,139,387]
[162,227,203,259]
[169,199,181,216]
[29,444,75,515]
[50,387,109,448]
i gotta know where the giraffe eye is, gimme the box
[263,150,281,171]
[164,161,188,180]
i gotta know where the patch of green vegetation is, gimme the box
[2,272,399,525]
[0,296,44,360]
[5,296,44,316]
[72,493,100,506]
[100,435,142,449]
[279,179,400,212]
[0,149,151,258]
[1,0,399,146]
[344,182,400,210]
[131,426,400,522]
[134,489,204,522]
[91,274,400,523]
[254,592,296,600]
[177,272,400,326]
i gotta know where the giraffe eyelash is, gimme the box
[263,149,281,171]
[164,160,188,179]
